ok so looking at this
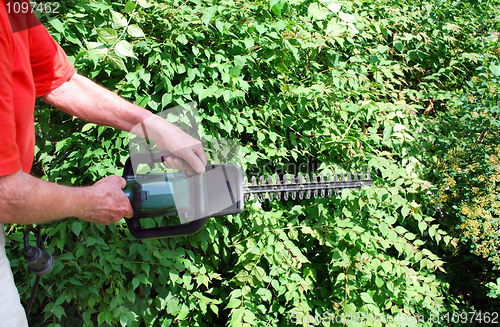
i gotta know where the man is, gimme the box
[0,0,207,325]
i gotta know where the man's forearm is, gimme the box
[0,171,133,225]
[41,73,153,132]
[42,73,208,174]
[0,170,90,224]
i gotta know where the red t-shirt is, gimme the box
[0,0,75,176]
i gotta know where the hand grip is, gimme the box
[126,215,207,239]
[123,153,207,239]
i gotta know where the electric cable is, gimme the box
[25,275,40,317]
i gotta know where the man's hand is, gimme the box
[133,114,208,175]
[152,121,208,175]
[80,176,134,225]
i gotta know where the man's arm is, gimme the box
[0,170,133,225]
[41,73,207,174]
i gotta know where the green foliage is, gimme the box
[4,0,500,326]
[424,44,500,311]
[487,278,500,299]
[431,120,500,266]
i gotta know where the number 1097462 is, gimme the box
[5,1,60,15]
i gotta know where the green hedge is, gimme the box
[5,0,500,326]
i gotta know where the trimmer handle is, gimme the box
[123,152,208,239]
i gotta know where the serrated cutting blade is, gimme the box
[243,171,372,202]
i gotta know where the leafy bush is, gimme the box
[4,0,500,326]
[425,52,500,311]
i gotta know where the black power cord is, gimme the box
[23,225,54,317]
[25,275,40,317]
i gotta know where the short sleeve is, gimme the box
[0,24,22,175]
[28,24,76,97]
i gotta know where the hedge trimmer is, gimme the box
[24,151,372,314]
[123,153,373,239]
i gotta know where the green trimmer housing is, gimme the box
[122,153,245,239]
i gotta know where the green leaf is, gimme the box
[132,277,140,290]
[72,221,82,237]
[137,0,153,8]
[230,309,245,325]
[382,261,392,273]
[136,266,148,280]
[226,298,241,309]
[429,226,436,238]
[210,304,219,315]
[53,305,65,320]
[98,28,118,44]
[63,30,83,47]
[229,66,242,77]
[369,55,379,64]
[106,52,127,71]
[394,41,404,52]
[81,123,96,133]
[60,253,75,260]
[418,220,427,233]
[170,270,180,283]
[385,215,396,225]
[360,292,375,304]
[201,6,217,25]
[49,19,65,33]
[234,55,247,67]
[270,0,282,16]
[405,232,417,240]
[124,1,136,13]
[401,205,410,218]
[97,312,105,325]
[115,40,137,59]
[55,139,67,152]
[127,24,145,38]
[244,310,256,324]
[243,38,255,49]
[162,93,172,108]
[120,314,129,327]
[255,24,266,34]
[86,42,108,59]
[176,34,188,45]
[326,19,345,36]
[111,10,128,28]
[308,3,329,20]
[490,64,500,76]
[70,277,83,286]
